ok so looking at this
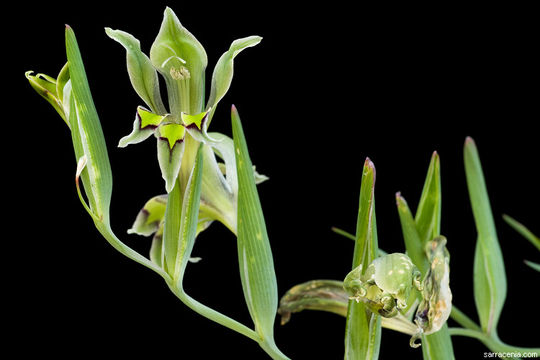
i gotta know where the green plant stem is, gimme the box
[450,306,540,356]
[450,306,481,331]
[448,328,540,355]
[331,226,356,241]
[168,283,289,360]
[167,283,260,342]
[259,339,291,360]
[95,221,171,281]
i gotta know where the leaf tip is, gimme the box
[363,157,376,179]
[395,191,408,207]
[465,136,476,147]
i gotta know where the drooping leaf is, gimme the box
[278,279,418,335]
[278,280,349,323]
[464,137,507,335]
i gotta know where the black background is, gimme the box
[10,1,539,359]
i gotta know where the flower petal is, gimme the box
[106,28,166,114]
[119,106,166,147]
[128,195,168,236]
[206,36,262,123]
[156,123,186,192]
[150,7,207,116]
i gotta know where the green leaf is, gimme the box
[351,159,378,268]
[524,260,540,272]
[396,193,429,274]
[414,153,454,359]
[206,36,262,124]
[161,143,203,280]
[105,28,166,114]
[396,153,454,358]
[56,63,70,109]
[344,158,381,360]
[65,25,113,223]
[464,137,507,335]
[150,7,207,116]
[173,145,204,283]
[232,105,287,358]
[421,325,455,360]
[415,151,441,245]
[503,215,540,252]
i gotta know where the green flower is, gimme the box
[106,7,265,235]
[106,7,262,194]
[344,253,423,318]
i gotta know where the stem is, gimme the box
[449,328,540,355]
[168,282,290,359]
[450,305,481,331]
[95,221,171,282]
[331,226,356,241]
[167,282,260,343]
[259,339,291,360]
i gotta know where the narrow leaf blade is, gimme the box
[464,137,507,334]
[524,260,540,272]
[174,145,204,283]
[344,158,381,360]
[415,151,441,244]
[399,152,455,358]
[65,25,113,222]
[231,106,283,355]
[396,193,429,274]
[503,215,540,252]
